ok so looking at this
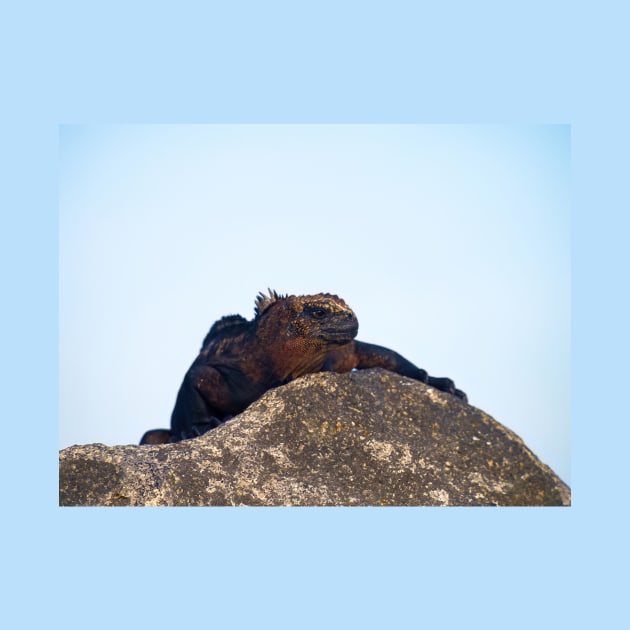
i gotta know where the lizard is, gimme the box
[139,289,467,444]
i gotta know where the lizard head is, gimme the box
[254,289,359,345]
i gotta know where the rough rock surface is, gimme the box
[59,369,570,507]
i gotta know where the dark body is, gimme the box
[140,290,466,444]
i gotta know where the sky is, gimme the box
[59,124,570,483]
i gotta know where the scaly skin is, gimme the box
[140,290,466,444]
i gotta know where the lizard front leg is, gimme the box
[349,341,467,402]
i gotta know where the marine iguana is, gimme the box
[140,290,467,444]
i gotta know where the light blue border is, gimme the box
[3,2,626,628]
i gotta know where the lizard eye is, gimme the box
[310,308,327,319]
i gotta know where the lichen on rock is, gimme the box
[59,369,570,507]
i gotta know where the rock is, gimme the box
[59,369,570,506]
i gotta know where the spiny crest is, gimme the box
[254,289,352,318]
[254,288,287,317]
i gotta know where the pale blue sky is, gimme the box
[59,124,570,482]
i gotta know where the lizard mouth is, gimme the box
[319,321,359,343]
